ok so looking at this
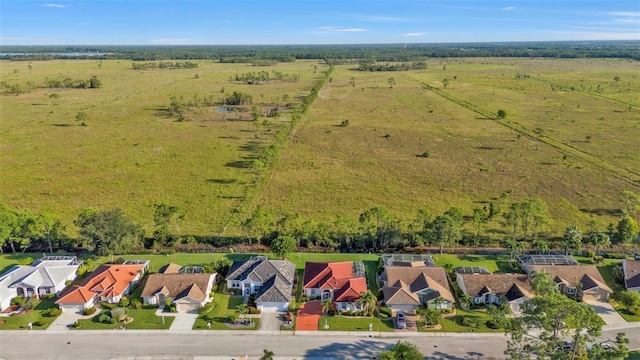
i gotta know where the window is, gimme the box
[566,287,576,295]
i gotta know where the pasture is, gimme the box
[1,57,638,238]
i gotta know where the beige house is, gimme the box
[382,263,454,313]
[140,264,216,313]
[523,264,611,301]
[623,260,640,292]
[456,273,533,313]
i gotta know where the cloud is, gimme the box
[316,27,367,33]
[404,32,425,37]
[149,38,192,45]
[502,6,515,11]
[42,3,66,8]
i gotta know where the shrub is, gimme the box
[142,303,160,309]
[46,308,62,317]
[83,307,96,315]
[486,319,501,329]
[603,252,628,259]
[585,250,595,258]
[35,320,47,327]
[18,257,34,266]
[118,297,130,308]
[248,306,261,315]
[130,299,142,309]
[98,314,110,323]
[210,284,218,293]
[77,265,89,276]
[340,119,349,127]
[421,151,430,158]
[199,302,215,314]
[71,321,81,328]
[65,280,72,286]
[10,297,26,306]
[379,306,392,317]
[462,317,479,328]
[109,317,118,324]
[100,302,117,310]
[227,313,237,323]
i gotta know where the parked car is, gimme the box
[396,312,406,329]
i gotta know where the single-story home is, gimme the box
[456,273,533,313]
[303,261,368,311]
[0,256,80,311]
[523,264,612,301]
[382,263,454,313]
[622,259,640,292]
[56,262,148,313]
[226,256,295,312]
[140,263,216,313]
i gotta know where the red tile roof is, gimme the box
[56,264,145,305]
[334,278,368,302]
[303,262,355,290]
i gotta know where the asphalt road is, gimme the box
[1,325,638,360]
[0,331,508,360]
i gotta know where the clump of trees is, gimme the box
[358,61,427,72]
[131,61,198,70]
[45,76,102,89]
[232,70,299,84]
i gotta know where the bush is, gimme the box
[130,299,142,309]
[10,297,26,306]
[199,302,215,314]
[142,303,160,309]
[98,314,110,323]
[83,307,96,315]
[109,317,118,324]
[71,321,81,328]
[585,250,595,258]
[18,257,34,266]
[210,284,218,293]
[461,317,479,328]
[35,320,47,327]
[248,306,261,315]
[486,319,501,329]
[77,265,89,276]
[118,297,130,308]
[100,302,117,310]
[603,252,628,259]
[46,308,62,317]
[379,306,392,317]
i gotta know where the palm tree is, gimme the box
[459,294,471,309]
[321,297,333,314]
[358,290,377,316]
[433,296,445,311]
[261,349,274,360]
[236,303,248,324]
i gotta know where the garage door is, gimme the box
[59,304,83,314]
[257,302,287,312]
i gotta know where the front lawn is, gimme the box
[193,284,257,330]
[73,308,173,330]
[319,315,394,332]
[421,308,504,333]
[0,299,59,330]
[613,303,640,322]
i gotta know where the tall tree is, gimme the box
[0,204,18,253]
[530,270,559,296]
[620,190,640,217]
[431,214,462,254]
[472,206,488,246]
[74,208,143,256]
[562,225,583,255]
[357,290,377,316]
[270,235,297,259]
[75,110,88,126]
[242,206,274,245]
[359,206,399,249]
[152,203,185,246]
[37,211,65,253]
[616,216,639,244]
[588,232,610,255]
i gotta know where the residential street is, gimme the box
[1,323,639,360]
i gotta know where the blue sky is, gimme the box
[1,0,639,45]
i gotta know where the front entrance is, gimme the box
[322,290,331,301]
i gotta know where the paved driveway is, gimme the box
[259,312,282,331]
[168,312,198,331]
[295,301,321,331]
[584,299,626,325]
[47,310,93,332]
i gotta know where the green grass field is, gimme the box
[319,314,395,332]
[73,308,173,330]
[0,299,58,330]
[2,58,638,240]
[193,284,258,330]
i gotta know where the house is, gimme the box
[226,256,295,312]
[0,256,80,311]
[382,263,454,313]
[523,264,612,301]
[140,263,216,313]
[55,261,148,313]
[622,259,640,292]
[303,262,368,312]
[456,273,533,313]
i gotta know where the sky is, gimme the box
[1,0,639,45]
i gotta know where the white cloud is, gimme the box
[608,11,640,17]
[149,38,192,45]
[503,6,515,11]
[317,27,367,33]
[404,32,425,37]
[42,3,66,8]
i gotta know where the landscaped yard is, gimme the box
[421,308,504,333]
[0,299,59,330]
[193,285,259,330]
[613,303,640,322]
[73,308,173,330]
[319,315,394,332]
[431,254,514,273]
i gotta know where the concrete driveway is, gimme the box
[258,312,282,331]
[584,299,626,325]
[167,312,198,331]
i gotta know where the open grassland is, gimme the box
[258,58,640,235]
[0,59,325,235]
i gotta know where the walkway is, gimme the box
[47,310,94,332]
[296,301,322,331]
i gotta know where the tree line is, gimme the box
[0,190,638,256]
[231,70,300,84]
[1,75,101,96]
[3,41,639,62]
